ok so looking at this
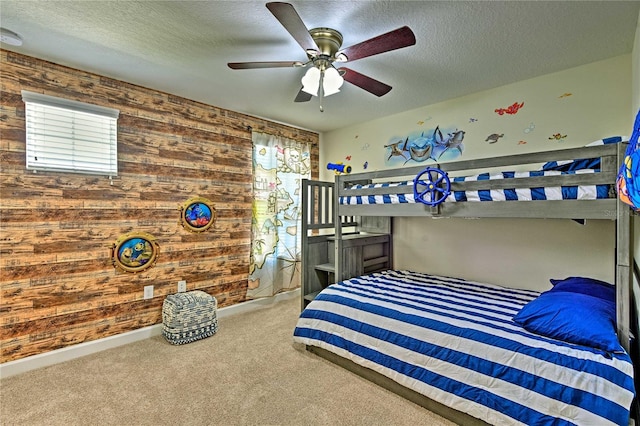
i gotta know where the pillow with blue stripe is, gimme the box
[548,276,615,303]
[513,290,623,353]
[542,136,624,172]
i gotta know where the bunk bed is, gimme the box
[294,140,636,426]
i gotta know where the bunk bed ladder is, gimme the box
[301,179,359,310]
[301,179,393,309]
[333,177,392,283]
[301,179,333,310]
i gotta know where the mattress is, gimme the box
[293,270,634,426]
[339,169,613,205]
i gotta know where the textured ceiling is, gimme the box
[1,1,639,133]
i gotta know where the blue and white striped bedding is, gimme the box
[293,270,634,426]
[339,169,613,205]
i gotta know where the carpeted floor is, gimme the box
[0,295,455,426]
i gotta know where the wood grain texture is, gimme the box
[0,50,319,362]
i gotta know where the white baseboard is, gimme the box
[0,288,300,379]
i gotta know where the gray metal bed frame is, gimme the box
[300,142,634,425]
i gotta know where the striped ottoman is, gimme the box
[162,290,218,345]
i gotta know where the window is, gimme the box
[22,90,119,176]
[248,132,311,298]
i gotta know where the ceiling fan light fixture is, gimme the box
[301,65,344,98]
[322,66,344,96]
[301,67,320,96]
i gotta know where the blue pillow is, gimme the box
[549,276,615,303]
[542,158,600,172]
[585,136,624,146]
[513,291,623,353]
[541,136,624,171]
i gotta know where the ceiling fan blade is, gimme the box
[266,2,319,53]
[339,67,392,97]
[294,88,312,103]
[228,61,303,69]
[338,26,416,62]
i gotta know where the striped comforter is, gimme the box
[339,169,612,205]
[293,270,634,425]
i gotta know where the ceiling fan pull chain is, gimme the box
[319,69,325,112]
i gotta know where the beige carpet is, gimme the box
[0,295,455,426]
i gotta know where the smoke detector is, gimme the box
[0,28,23,46]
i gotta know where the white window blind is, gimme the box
[22,90,119,176]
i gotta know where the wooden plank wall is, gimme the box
[0,50,319,363]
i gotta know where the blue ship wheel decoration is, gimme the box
[179,196,216,233]
[413,167,451,206]
[111,232,159,273]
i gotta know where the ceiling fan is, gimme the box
[228,2,416,111]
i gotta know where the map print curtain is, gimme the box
[248,132,311,298]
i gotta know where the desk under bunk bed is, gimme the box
[295,141,636,426]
